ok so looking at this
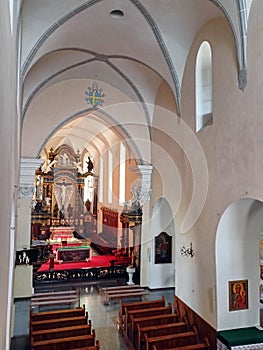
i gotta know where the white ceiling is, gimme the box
[20,0,250,160]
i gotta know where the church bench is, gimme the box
[31,296,79,310]
[104,289,149,305]
[31,323,92,342]
[106,288,145,295]
[71,339,100,349]
[31,331,96,350]
[30,314,88,332]
[131,312,180,347]
[118,296,165,329]
[135,319,188,349]
[125,303,173,338]
[72,339,100,349]
[101,284,141,292]
[31,294,79,302]
[30,305,86,321]
[32,290,78,298]
[151,337,210,350]
[145,326,198,350]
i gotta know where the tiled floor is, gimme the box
[12,280,175,350]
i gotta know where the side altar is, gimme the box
[56,245,90,262]
[50,226,74,241]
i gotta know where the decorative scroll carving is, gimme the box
[19,185,34,198]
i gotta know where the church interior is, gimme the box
[2,0,263,349]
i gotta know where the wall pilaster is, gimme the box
[14,158,42,298]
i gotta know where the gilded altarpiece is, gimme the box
[31,145,97,241]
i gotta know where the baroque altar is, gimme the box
[31,144,97,242]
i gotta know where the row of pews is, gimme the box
[118,295,211,350]
[101,284,149,305]
[30,297,100,349]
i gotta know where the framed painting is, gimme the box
[229,279,248,311]
[154,232,172,264]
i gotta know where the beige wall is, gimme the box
[151,12,263,329]
[0,1,20,349]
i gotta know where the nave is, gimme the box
[12,281,175,350]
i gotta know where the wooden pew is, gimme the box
[145,326,198,350]
[131,312,180,348]
[118,296,166,329]
[31,322,92,342]
[101,284,141,292]
[72,339,100,349]
[30,305,86,321]
[32,290,78,298]
[31,330,96,350]
[135,316,187,350]
[31,289,80,310]
[151,337,210,350]
[125,303,173,338]
[104,288,149,305]
[31,296,79,310]
[30,314,88,332]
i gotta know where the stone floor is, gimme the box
[11,280,175,350]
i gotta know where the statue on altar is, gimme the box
[54,179,74,212]
[86,157,94,172]
[124,183,143,215]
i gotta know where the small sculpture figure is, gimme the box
[53,203,59,218]
[86,157,94,172]
[41,159,57,173]
[67,203,73,218]
[85,199,91,212]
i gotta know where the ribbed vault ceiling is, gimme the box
[21,0,251,159]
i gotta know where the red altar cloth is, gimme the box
[38,255,114,272]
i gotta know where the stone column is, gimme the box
[14,158,42,298]
[17,158,42,249]
[0,1,21,347]
[131,165,153,286]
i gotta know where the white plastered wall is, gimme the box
[150,7,263,329]
[149,197,175,289]
[216,199,263,330]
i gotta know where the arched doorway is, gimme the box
[149,197,175,289]
[216,198,263,330]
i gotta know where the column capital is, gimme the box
[19,157,42,198]
[129,164,153,206]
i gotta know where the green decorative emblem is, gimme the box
[85,82,105,108]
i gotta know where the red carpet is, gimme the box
[38,255,115,272]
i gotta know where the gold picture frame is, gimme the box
[229,279,248,311]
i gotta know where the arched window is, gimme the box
[108,150,113,203]
[99,157,104,202]
[119,142,126,205]
[196,41,213,132]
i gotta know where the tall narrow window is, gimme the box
[119,142,126,205]
[99,157,104,202]
[196,41,213,132]
[108,150,113,203]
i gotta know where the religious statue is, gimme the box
[67,203,73,218]
[41,158,57,174]
[73,161,83,174]
[54,179,74,212]
[126,183,143,214]
[85,199,91,212]
[53,203,59,218]
[86,157,94,172]
[58,152,70,167]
